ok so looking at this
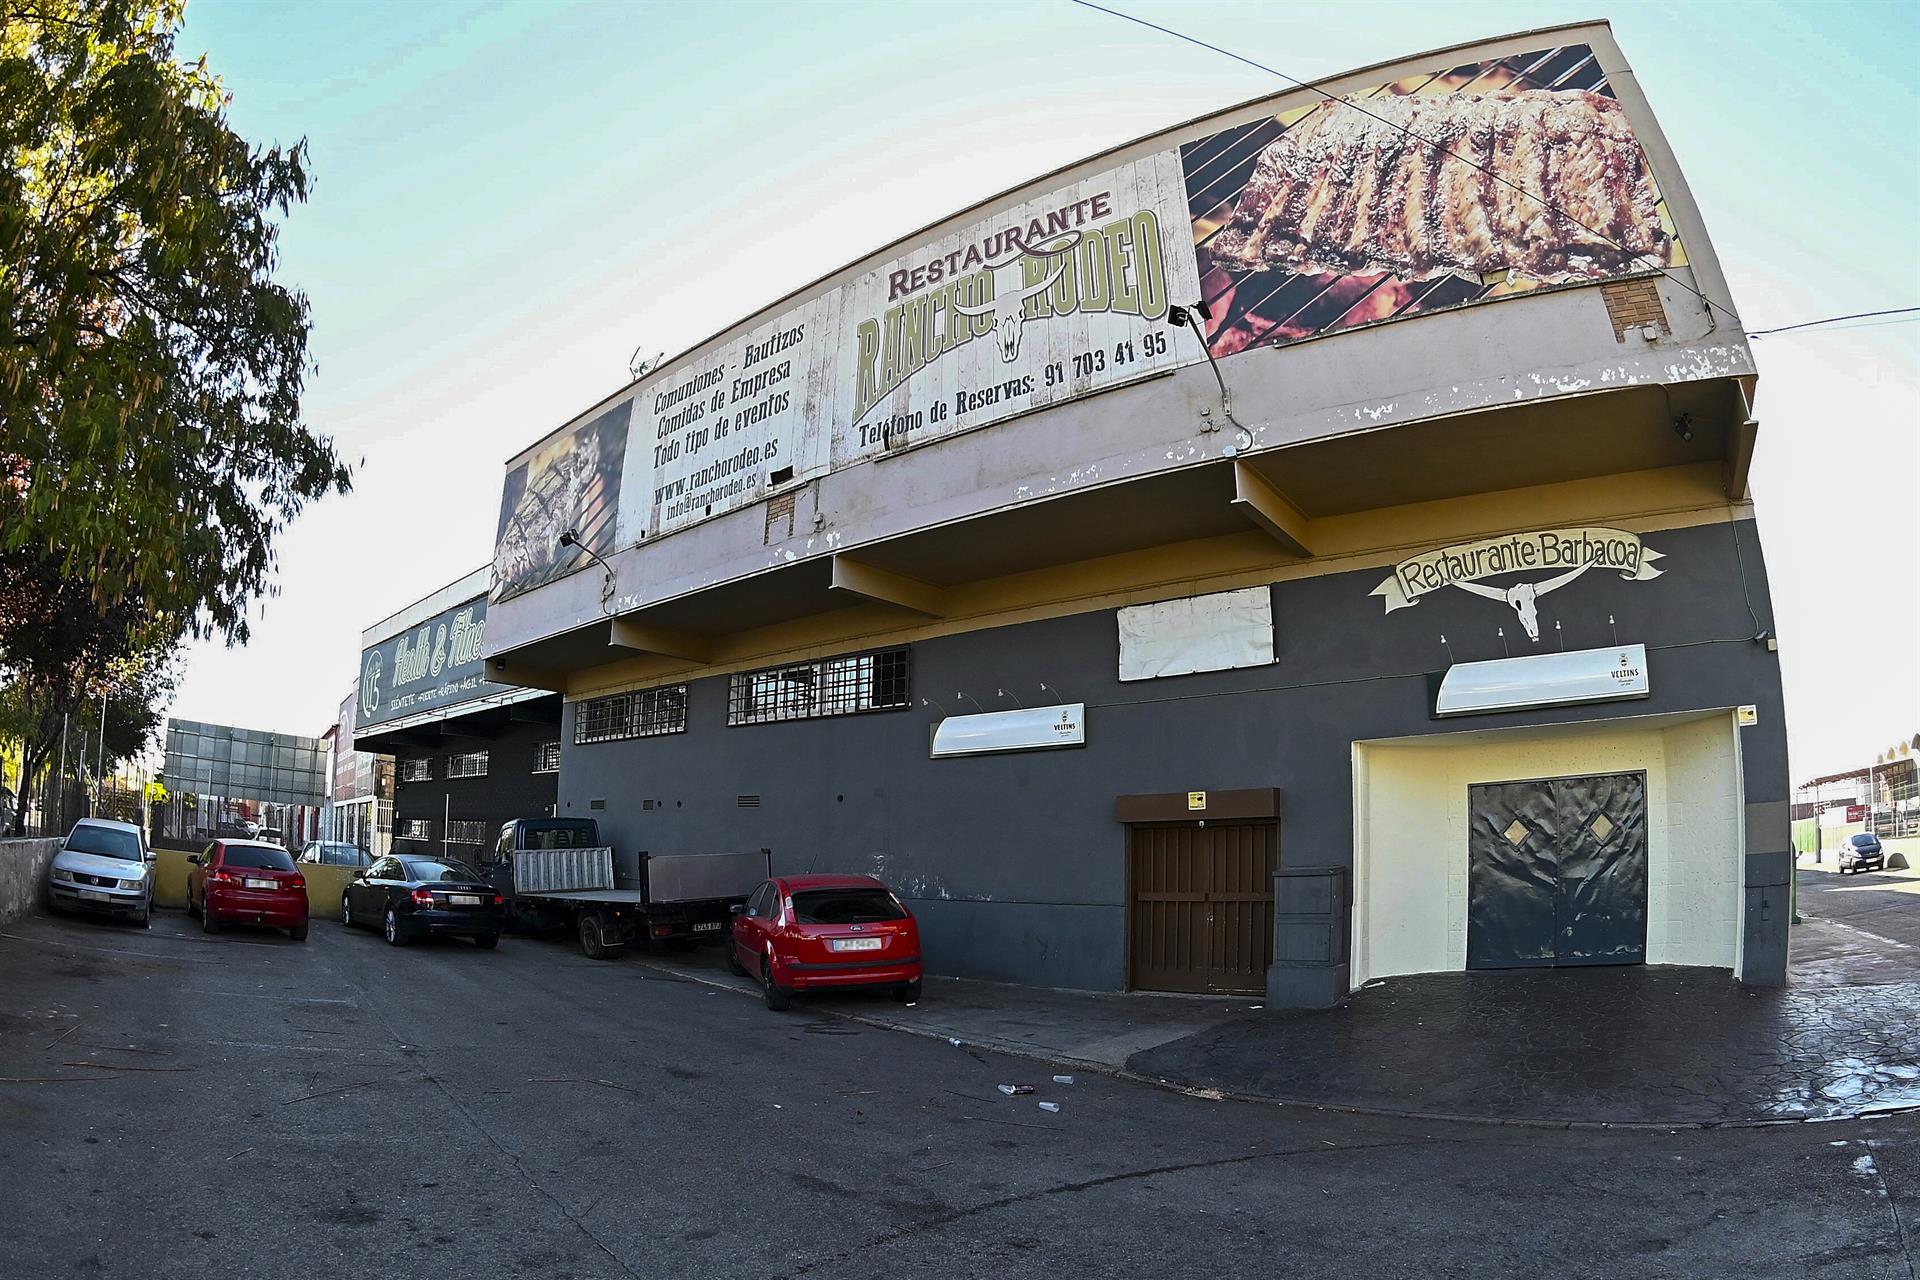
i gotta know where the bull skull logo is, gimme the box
[950,232,1083,363]
[1451,563,1594,641]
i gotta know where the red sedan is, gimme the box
[728,874,921,1011]
[187,840,310,940]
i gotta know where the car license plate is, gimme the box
[79,889,111,903]
[245,878,276,889]
[830,937,884,952]
[692,922,720,933]
[449,894,480,906]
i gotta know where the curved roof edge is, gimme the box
[504,18,1619,468]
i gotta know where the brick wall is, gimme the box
[1601,279,1670,341]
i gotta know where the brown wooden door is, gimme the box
[1129,821,1277,994]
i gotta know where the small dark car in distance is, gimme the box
[728,874,921,1011]
[341,854,506,948]
[187,840,310,940]
[1839,833,1886,874]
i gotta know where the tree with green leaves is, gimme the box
[0,544,174,832]
[1,0,349,830]
[1,0,350,643]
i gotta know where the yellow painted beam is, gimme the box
[829,555,949,617]
[1724,417,1757,502]
[1231,461,1314,558]
[608,617,713,662]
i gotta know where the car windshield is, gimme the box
[64,824,142,861]
[523,823,598,850]
[1851,835,1879,848]
[223,844,296,872]
[403,859,483,883]
[790,888,906,924]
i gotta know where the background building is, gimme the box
[353,568,560,860]
[155,718,327,847]
[477,23,1790,1005]
[320,689,394,855]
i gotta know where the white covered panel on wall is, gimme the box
[1117,586,1274,682]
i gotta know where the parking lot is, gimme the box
[1,906,1916,1279]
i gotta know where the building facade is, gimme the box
[478,24,1791,1005]
[321,689,394,856]
[353,569,561,861]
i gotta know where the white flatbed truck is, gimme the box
[485,818,769,960]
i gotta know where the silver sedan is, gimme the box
[46,818,153,927]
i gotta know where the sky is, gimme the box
[164,0,1920,782]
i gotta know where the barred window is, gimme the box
[575,685,689,744]
[534,741,561,773]
[446,819,488,845]
[398,818,431,840]
[728,647,911,726]
[399,758,432,783]
[447,751,489,779]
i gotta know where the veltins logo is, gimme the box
[1371,527,1665,640]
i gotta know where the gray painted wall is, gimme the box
[557,518,1787,992]
[0,838,61,925]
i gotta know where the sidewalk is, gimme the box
[636,946,1253,1071]
[640,913,1920,1128]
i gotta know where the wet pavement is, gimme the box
[637,876,1920,1127]
[1127,965,1920,1125]
[1129,865,1920,1126]
[5,907,1918,1279]
[587,867,1920,1128]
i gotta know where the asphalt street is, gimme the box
[0,906,1915,1280]
[1797,859,1920,971]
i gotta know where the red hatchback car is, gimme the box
[187,840,310,940]
[728,874,921,1010]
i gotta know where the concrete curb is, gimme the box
[630,955,1920,1133]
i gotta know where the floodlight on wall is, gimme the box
[1169,301,1254,455]
[559,528,617,608]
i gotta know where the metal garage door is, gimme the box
[1467,771,1649,969]
[1129,821,1277,994]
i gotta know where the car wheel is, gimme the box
[725,940,747,977]
[763,948,792,1012]
[201,901,220,934]
[289,921,309,942]
[185,889,198,918]
[578,913,620,961]
[475,933,500,950]
[893,979,921,1004]
[384,907,408,947]
[340,895,353,928]
[137,904,150,929]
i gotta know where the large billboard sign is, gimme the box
[1181,43,1681,357]
[356,594,516,731]
[495,41,1679,602]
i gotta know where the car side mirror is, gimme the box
[729,903,745,915]
[186,853,202,865]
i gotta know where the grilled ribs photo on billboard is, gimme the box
[1208,89,1671,285]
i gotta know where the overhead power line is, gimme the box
[1070,0,1744,325]
[1745,306,1920,338]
